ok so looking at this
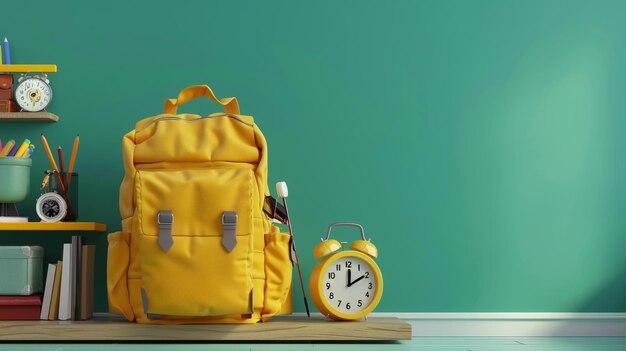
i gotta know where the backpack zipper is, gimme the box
[134,161,256,170]
[136,113,253,133]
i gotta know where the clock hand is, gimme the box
[347,268,352,287]
[348,275,366,287]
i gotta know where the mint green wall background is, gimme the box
[1,0,625,313]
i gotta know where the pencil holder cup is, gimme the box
[0,157,31,203]
[48,172,79,221]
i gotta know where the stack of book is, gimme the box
[0,246,44,320]
[40,236,96,321]
[0,295,42,320]
[0,73,17,112]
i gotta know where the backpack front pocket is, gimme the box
[262,228,293,321]
[136,168,256,317]
[107,231,135,321]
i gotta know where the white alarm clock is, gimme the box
[35,192,67,222]
[15,75,53,112]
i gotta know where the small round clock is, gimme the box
[309,223,383,321]
[35,192,67,222]
[15,75,53,112]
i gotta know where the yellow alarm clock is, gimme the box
[309,223,383,320]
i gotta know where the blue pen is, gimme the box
[2,38,10,65]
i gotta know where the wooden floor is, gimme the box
[0,315,411,341]
[0,338,625,350]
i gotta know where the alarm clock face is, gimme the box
[36,192,67,222]
[322,255,379,315]
[15,77,52,112]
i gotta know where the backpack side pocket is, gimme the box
[107,231,134,321]
[262,228,293,321]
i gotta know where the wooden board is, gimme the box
[0,64,57,73]
[0,222,106,232]
[0,112,59,122]
[0,315,411,341]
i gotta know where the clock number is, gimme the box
[346,302,351,310]
[335,264,341,271]
[365,272,370,278]
[326,282,331,290]
[358,300,363,307]
[358,264,361,271]
[337,300,342,307]
[328,272,335,279]
[345,261,352,268]
[366,292,370,298]
[368,282,373,289]
[329,292,334,300]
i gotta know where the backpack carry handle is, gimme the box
[164,85,241,115]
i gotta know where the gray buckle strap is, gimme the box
[158,210,174,253]
[141,287,161,319]
[222,211,238,252]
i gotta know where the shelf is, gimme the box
[0,222,106,232]
[0,314,411,341]
[0,112,59,122]
[0,64,57,73]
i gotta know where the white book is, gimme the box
[40,263,57,320]
[58,243,74,320]
[0,216,28,222]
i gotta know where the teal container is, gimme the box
[0,157,32,203]
[0,246,44,295]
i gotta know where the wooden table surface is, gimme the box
[0,315,412,341]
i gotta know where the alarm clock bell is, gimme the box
[314,223,378,258]
[313,239,342,259]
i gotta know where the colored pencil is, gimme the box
[66,135,79,189]
[7,143,19,156]
[41,134,65,192]
[58,146,65,175]
[22,146,34,159]
[14,138,31,158]
[0,140,14,157]
[2,38,10,65]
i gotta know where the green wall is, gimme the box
[1,0,625,313]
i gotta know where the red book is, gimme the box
[0,295,42,320]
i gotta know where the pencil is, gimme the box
[41,134,65,192]
[2,38,10,65]
[66,135,79,189]
[0,139,14,157]
[58,146,65,185]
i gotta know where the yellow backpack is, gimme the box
[107,85,293,324]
